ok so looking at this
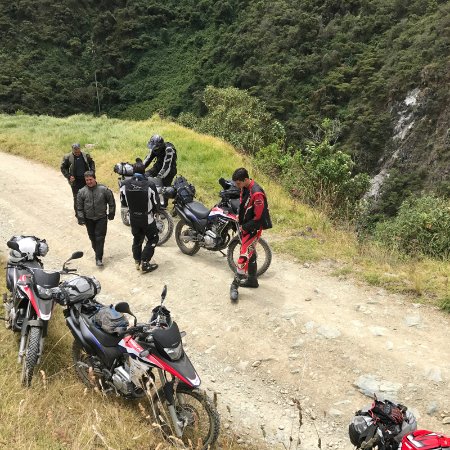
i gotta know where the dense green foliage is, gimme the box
[1,0,448,170]
[178,85,285,154]
[374,195,450,259]
[255,119,370,218]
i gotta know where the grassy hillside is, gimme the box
[0,113,449,311]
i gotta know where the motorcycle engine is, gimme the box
[111,366,134,396]
[204,230,218,249]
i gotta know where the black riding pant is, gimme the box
[85,216,107,260]
[130,217,159,263]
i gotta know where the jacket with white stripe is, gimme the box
[120,174,160,224]
[143,142,177,180]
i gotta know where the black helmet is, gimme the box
[147,134,165,151]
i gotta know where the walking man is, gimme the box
[61,143,95,217]
[120,160,160,273]
[77,171,115,267]
[143,134,177,187]
[229,168,272,302]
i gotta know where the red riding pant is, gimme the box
[237,229,262,276]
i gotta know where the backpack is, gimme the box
[349,397,416,449]
[173,176,196,204]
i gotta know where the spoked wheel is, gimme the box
[72,340,105,389]
[175,220,200,256]
[21,327,42,387]
[227,236,272,277]
[152,385,220,450]
[155,209,174,246]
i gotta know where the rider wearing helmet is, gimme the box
[143,134,177,187]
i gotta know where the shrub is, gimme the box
[195,86,285,154]
[374,195,450,259]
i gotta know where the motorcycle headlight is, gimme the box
[164,342,183,361]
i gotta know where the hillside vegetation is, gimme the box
[1,0,449,183]
[0,113,449,311]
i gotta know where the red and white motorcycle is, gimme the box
[3,235,82,386]
[166,176,272,276]
[59,282,220,449]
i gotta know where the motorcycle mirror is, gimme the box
[161,284,167,302]
[7,241,20,251]
[70,251,84,260]
[115,302,132,315]
[115,302,137,326]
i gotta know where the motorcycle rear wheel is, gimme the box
[175,219,200,255]
[21,326,41,387]
[152,385,220,450]
[227,236,272,277]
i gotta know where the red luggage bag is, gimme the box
[402,430,450,449]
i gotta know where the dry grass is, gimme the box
[0,272,255,449]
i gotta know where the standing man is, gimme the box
[229,168,272,302]
[77,171,115,267]
[120,160,160,273]
[143,134,177,187]
[61,143,95,217]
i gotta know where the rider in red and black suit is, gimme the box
[230,167,271,302]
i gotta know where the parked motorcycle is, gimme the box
[3,235,83,386]
[58,282,220,448]
[165,176,272,277]
[113,162,174,245]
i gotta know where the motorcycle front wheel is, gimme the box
[227,236,272,277]
[21,326,42,387]
[152,385,220,450]
[154,209,174,246]
[175,219,200,255]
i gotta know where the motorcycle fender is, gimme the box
[66,315,95,354]
[175,206,192,226]
[20,318,45,336]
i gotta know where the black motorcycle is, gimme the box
[165,176,272,277]
[113,162,174,245]
[56,282,220,449]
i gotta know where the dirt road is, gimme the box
[0,152,449,449]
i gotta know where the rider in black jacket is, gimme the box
[120,160,161,273]
[143,134,177,187]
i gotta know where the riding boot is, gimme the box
[240,260,259,288]
[230,275,241,302]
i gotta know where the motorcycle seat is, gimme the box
[186,201,210,219]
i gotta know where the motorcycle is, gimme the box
[58,282,220,449]
[3,235,83,386]
[165,176,272,277]
[113,162,174,245]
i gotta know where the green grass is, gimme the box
[0,112,449,310]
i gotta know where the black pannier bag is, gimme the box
[173,176,196,204]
